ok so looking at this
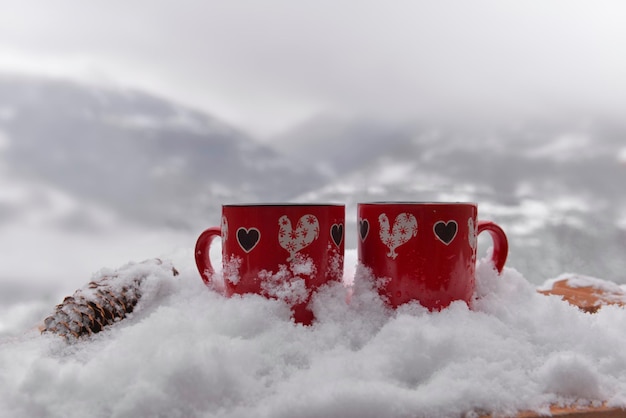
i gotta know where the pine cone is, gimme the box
[41,258,179,341]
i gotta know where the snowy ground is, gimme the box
[0,223,194,338]
[2,247,626,417]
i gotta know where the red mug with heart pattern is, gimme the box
[357,202,508,310]
[195,203,345,325]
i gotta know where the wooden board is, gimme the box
[538,278,626,313]
[516,405,626,418]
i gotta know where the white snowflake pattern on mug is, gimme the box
[221,216,229,243]
[468,217,477,250]
[378,213,418,259]
[278,214,320,261]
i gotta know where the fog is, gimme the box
[1,1,626,137]
[1,2,626,339]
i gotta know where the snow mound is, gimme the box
[2,249,626,417]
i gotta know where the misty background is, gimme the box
[1,1,626,334]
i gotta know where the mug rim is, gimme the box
[223,202,345,207]
[358,201,477,206]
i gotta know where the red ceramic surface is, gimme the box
[195,204,345,325]
[357,202,508,310]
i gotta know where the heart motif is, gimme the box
[237,227,260,253]
[278,214,320,261]
[359,219,370,241]
[331,223,343,247]
[378,213,418,259]
[433,221,458,245]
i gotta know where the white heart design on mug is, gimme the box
[378,213,418,259]
[278,214,320,261]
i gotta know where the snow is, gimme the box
[524,133,593,161]
[3,248,626,417]
[259,264,310,306]
[479,197,592,236]
[102,107,230,136]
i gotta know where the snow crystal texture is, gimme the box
[2,249,626,417]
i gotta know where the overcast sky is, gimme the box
[1,0,626,138]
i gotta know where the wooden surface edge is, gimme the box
[508,405,626,418]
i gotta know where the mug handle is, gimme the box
[477,220,508,273]
[194,226,221,286]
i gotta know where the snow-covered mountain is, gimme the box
[276,115,626,282]
[1,74,625,287]
[0,75,324,232]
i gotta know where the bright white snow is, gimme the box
[2,249,626,417]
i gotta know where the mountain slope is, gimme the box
[0,75,324,230]
[280,115,626,282]
[2,74,625,284]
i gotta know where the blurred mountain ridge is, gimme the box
[0,74,324,231]
[1,74,625,282]
[276,113,626,282]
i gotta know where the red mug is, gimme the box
[195,203,345,325]
[357,202,508,310]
